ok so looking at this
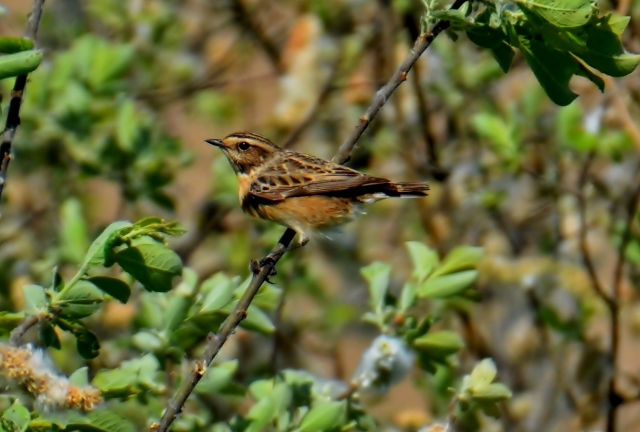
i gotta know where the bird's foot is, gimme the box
[250,259,277,284]
[253,238,310,281]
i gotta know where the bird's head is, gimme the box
[205,132,283,175]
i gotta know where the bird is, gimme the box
[205,132,429,255]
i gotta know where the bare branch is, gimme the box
[0,0,46,205]
[155,2,469,430]
[332,0,468,165]
[9,313,42,346]
[577,152,614,308]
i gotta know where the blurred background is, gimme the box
[0,0,639,431]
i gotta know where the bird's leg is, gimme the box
[258,237,310,269]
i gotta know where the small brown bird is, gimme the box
[206,132,429,251]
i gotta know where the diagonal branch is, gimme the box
[0,0,46,205]
[153,1,469,430]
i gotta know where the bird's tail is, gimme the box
[392,182,430,197]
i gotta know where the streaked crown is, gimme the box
[205,132,283,174]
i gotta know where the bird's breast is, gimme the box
[245,195,360,231]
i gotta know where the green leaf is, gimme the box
[163,292,195,334]
[399,282,417,312]
[39,321,61,349]
[0,312,25,334]
[114,243,183,292]
[83,411,136,432]
[468,358,498,388]
[55,280,104,319]
[131,331,165,352]
[517,36,578,106]
[60,198,89,264]
[514,0,594,28]
[413,330,465,358]
[200,273,236,313]
[431,246,483,278]
[23,284,47,313]
[76,329,100,359]
[87,277,130,304]
[406,241,439,283]
[159,221,188,237]
[1,401,30,432]
[472,113,519,160]
[84,221,132,267]
[69,367,90,387]
[87,38,134,89]
[297,401,346,432]
[0,50,42,80]
[419,270,478,298]
[116,99,138,152]
[238,305,275,335]
[567,18,640,77]
[246,383,292,432]
[92,354,163,398]
[133,217,163,228]
[466,10,515,73]
[471,383,513,401]
[604,13,630,35]
[0,37,34,54]
[360,262,391,313]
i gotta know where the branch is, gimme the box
[9,313,42,346]
[577,152,614,308]
[332,0,468,165]
[154,2,469,430]
[0,0,45,204]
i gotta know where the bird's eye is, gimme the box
[238,142,250,151]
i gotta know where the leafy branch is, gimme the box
[154,0,470,429]
[8,218,186,357]
[433,0,639,105]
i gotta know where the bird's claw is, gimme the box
[258,253,277,269]
[250,257,278,284]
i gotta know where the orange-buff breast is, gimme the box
[251,196,357,234]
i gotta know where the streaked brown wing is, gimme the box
[248,153,389,200]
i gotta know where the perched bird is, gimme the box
[206,132,429,252]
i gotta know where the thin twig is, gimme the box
[0,0,45,204]
[605,76,640,152]
[154,3,468,430]
[332,0,468,164]
[411,60,441,171]
[577,152,614,307]
[9,313,42,346]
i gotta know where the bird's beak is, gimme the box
[205,138,225,148]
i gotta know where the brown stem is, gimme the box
[411,60,441,171]
[9,313,42,346]
[0,0,45,204]
[332,0,468,165]
[577,153,614,308]
[154,3,469,430]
